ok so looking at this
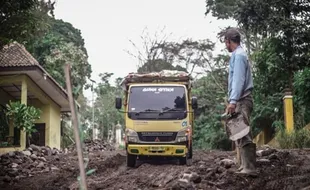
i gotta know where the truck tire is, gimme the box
[127,153,137,167]
[179,145,193,166]
[179,156,192,166]
[188,144,193,159]
[179,156,187,165]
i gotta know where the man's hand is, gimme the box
[226,103,236,114]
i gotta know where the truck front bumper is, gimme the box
[127,144,187,156]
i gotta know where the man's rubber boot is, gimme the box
[237,151,244,172]
[237,147,244,171]
[235,143,257,177]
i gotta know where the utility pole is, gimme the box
[90,79,96,141]
[102,114,105,140]
[101,105,106,141]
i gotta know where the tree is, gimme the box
[239,0,310,88]
[208,0,310,89]
[191,52,232,150]
[26,18,92,98]
[44,42,91,97]
[205,0,266,54]
[128,29,216,77]
[0,0,55,48]
[206,0,310,138]
[92,73,124,140]
[166,39,215,75]
[293,68,310,127]
[26,18,88,64]
[77,94,92,138]
[137,59,187,73]
[205,0,240,20]
[126,27,174,70]
[238,1,310,129]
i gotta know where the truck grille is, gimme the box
[137,132,177,142]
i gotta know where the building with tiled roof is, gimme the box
[0,42,71,153]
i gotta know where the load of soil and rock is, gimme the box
[1,145,310,190]
[68,139,116,152]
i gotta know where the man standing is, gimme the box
[223,28,257,176]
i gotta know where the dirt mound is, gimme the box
[0,149,126,190]
[184,148,310,190]
[68,139,115,152]
[83,148,310,190]
[1,147,310,190]
[0,144,63,186]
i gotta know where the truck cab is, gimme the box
[115,70,197,167]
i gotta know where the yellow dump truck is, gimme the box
[115,70,197,167]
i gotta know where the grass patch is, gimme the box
[275,128,310,149]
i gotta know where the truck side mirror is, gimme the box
[191,97,198,109]
[115,97,122,109]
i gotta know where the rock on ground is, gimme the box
[1,147,310,190]
[68,139,115,153]
[0,144,64,185]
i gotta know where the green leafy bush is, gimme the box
[193,114,231,150]
[6,101,41,146]
[0,105,10,144]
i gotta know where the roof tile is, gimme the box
[0,42,39,67]
[0,42,69,99]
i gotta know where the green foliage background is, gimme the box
[2,0,310,149]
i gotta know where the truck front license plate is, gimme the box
[149,147,164,151]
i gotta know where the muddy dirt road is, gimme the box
[1,147,310,190]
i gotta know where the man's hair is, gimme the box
[224,28,241,44]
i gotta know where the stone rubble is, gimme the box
[170,171,202,189]
[2,143,307,190]
[0,144,62,184]
[256,148,277,157]
[0,140,114,185]
[68,139,115,152]
[169,147,283,189]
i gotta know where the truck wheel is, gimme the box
[179,156,187,165]
[188,144,193,159]
[179,156,193,166]
[127,153,137,167]
[179,146,193,166]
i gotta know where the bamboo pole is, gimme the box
[236,145,241,166]
[64,64,88,190]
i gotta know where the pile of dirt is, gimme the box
[83,139,116,152]
[1,146,310,190]
[68,139,115,152]
[84,147,310,190]
[0,144,63,185]
[169,147,310,190]
[0,149,126,190]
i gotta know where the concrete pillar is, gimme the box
[283,90,294,133]
[21,79,27,105]
[115,123,122,147]
[20,79,27,149]
[108,129,112,143]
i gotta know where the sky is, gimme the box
[54,0,236,100]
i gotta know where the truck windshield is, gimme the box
[128,86,187,120]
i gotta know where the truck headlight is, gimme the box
[176,136,187,142]
[125,128,138,143]
[176,127,191,142]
